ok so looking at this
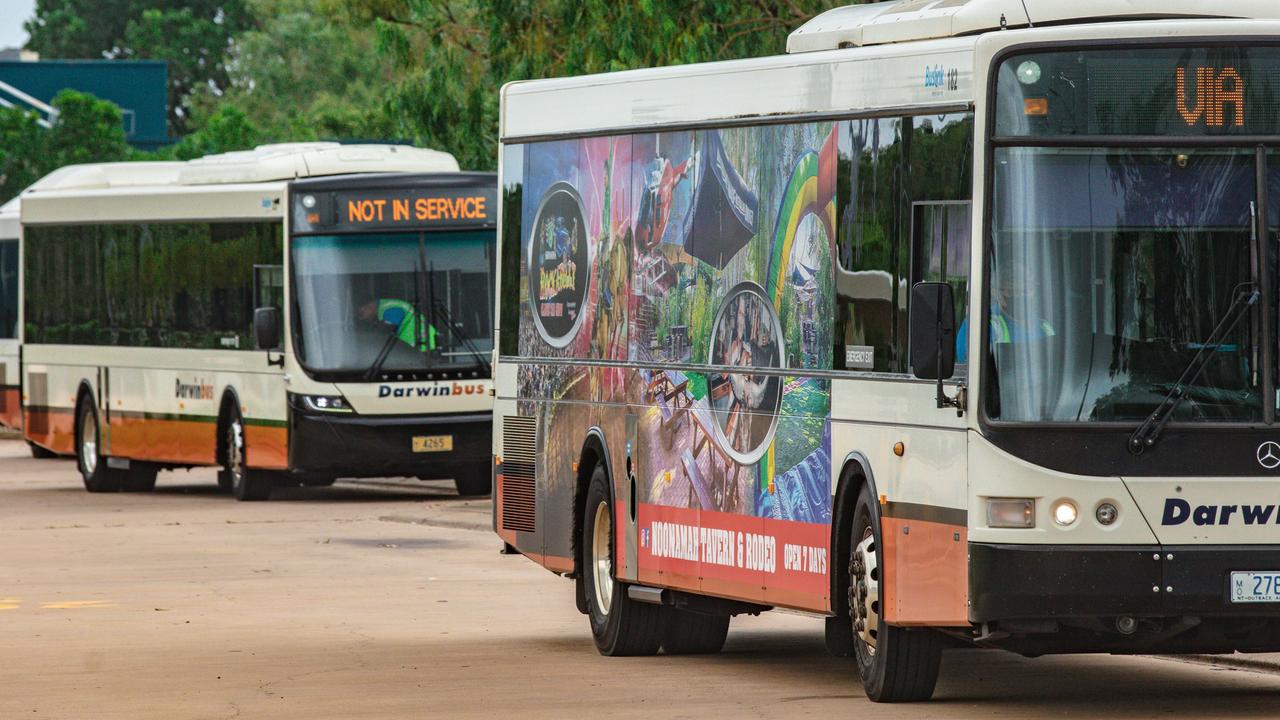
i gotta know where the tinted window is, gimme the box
[0,240,15,339]
[499,143,524,357]
[835,113,973,373]
[25,221,282,348]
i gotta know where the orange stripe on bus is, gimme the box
[880,516,969,626]
[0,388,20,430]
[24,408,74,455]
[244,424,288,470]
[108,415,218,465]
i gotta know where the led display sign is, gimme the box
[291,186,497,234]
[996,47,1280,137]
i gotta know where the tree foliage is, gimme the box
[0,90,129,203]
[24,0,253,133]
[346,0,837,170]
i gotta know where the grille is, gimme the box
[501,415,537,533]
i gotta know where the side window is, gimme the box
[834,113,973,375]
[908,113,974,373]
[498,143,524,357]
[0,240,16,339]
[835,117,906,372]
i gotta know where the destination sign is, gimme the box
[291,185,497,234]
[996,47,1280,137]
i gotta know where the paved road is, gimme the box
[1,439,1277,719]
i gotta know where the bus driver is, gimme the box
[360,298,438,352]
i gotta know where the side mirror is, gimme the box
[254,306,282,351]
[909,282,956,381]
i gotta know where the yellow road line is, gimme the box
[39,600,114,609]
[0,597,19,610]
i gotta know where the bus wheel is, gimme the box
[77,399,123,493]
[582,462,664,656]
[453,465,491,497]
[661,610,730,655]
[223,414,272,502]
[850,484,943,702]
[27,441,58,459]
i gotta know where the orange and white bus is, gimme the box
[0,198,18,432]
[21,143,496,500]
[493,0,1280,702]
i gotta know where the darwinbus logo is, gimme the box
[378,383,487,399]
[174,378,214,401]
[1162,498,1280,526]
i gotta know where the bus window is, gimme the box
[835,117,905,373]
[912,201,971,371]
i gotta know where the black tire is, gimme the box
[223,412,272,501]
[662,609,730,655]
[27,441,58,459]
[76,398,124,493]
[123,464,158,492]
[453,465,491,497]
[850,484,944,702]
[582,463,665,656]
[300,475,337,487]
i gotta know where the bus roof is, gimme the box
[501,2,1280,141]
[20,143,459,196]
[787,0,1280,53]
[0,198,17,240]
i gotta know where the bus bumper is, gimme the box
[970,542,1280,621]
[287,403,492,480]
[968,542,1280,654]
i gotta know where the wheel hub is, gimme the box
[850,527,879,652]
[591,500,614,615]
[80,410,97,475]
[227,420,245,487]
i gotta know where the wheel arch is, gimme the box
[572,428,614,613]
[831,452,879,617]
[215,387,243,467]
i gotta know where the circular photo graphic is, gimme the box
[707,282,785,465]
[527,182,591,348]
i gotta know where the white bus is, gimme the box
[492,0,1280,702]
[0,198,18,432]
[21,143,496,500]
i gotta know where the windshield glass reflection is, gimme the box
[292,231,493,378]
[988,147,1261,423]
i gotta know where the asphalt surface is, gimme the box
[1,438,1278,719]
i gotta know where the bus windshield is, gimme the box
[986,46,1280,424]
[989,146,1260,423]
[291,230,494,379]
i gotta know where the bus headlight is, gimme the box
[302,394,352,413]
[1096,502,1119,526]
[986,498,1035,528]
[1053,500,1079,527]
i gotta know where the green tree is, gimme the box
[0,108,48,203]
[24,0,253,134]
[168,104,261,161]
[0,90,131,203]
[348,0,841,170]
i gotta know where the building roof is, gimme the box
[787,0,1280,52]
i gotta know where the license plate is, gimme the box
[412,435,453,453]
[1230,571,1280,603]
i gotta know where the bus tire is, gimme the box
[27,441,58,459]
[582,462,664,656]
[300,475,336,487]
[453,465,491,497]
[661,609,730,655]
[850,483,943,703]
[224,413,272,502]
[76,398,124,493]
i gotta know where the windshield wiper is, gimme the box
[363,329,401,382]
[430,296,491,375]
[1128,282,1259,455]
